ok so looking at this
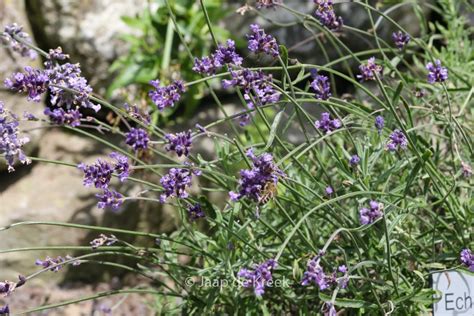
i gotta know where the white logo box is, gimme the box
[432,270,474,315]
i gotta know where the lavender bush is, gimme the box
[0,0,473,315]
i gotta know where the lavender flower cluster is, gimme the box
[160,166,201,203]
[148,80,185,111]
[0,102,31,172]
[426,59,448,84]
[238,259,277,296]
[187,203,205,221]
[35,255,79,272]
[1,23,37,59]
[310,69,332,100]
[392,31,410,50]
[301,252,349,290]
[359,200,383,225]
[193,39,243,76]
[314,112,341,134]
[357,57,383,81]
[247,24,279,57]
[230,149,284,203]
[314,0,343,31]
[460,249,474,272]
[77,152,129,210]
[165,130,192,157]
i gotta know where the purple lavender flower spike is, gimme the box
[90,234,117,249]
[77,159,114,189]
[214,40,243,67]
[349,155,360,167]
[159,167,201,203]
[0,102,31,172]
[35,255,72,272]
[392,31,410,50]
[314,112,341,134]
[247,24,279,57]
[110,152,129,182]
[165,130,192,157]
[187,203,205,221]
[314,1,343,31]
[193,56,219,75]
[148,79,185,111]
[310,70,331,100]
[4,67,49,102]
[359,200,383,225]
[125,127,149,152]
[426,59,448,84]
[1,23,37,59]
[238,259,277,296]
[96,189,123,211]
[301,256,328,289]
[231,150,284,202]
[386,129,408,152]
[375,115,384,134]
[48,63,100,112]
[357,57,383,82]
[0,280,15,297]
[0,305,9,315]
[44,47,69,69]
[460,249,474,272]
[44,107,82,127]
[223,68,280,110]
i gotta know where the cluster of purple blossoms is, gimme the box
[238,259,277,296]
[247,24,279,57]
[223,68,281,111]
[386,129,408,151]
[187,203,205,221]
[90,234,118,249]
[314,1,343,31]
[301,253,349,290]
[1,23,37,59]
[359,200,383,225]
[322,302,337,316]
[0,276,26,298]
[165,130,192,157]
[47,62,100,112]
[193,40,243,75]
[375,115,384,134]
[426,59,448,84]
[125,127,149,152]
[0,102,31,172]
[460,249,474,272]
[357,57,383,82]
[392,31,410,50]
[314,112,341,134]
[4,66,49,102]
[148,80,185,111]
[310,70,332,100]
[0,305,9,315]
[349,155,360,167]
[35,255,78,272]
[77,152,129,189]
[44,107,82,127]
[159,167,201,203]
[44,47,70,69]
[230,149,284,202]
[96,189,123,211]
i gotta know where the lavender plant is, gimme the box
[0,0,473,315]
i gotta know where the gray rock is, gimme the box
[25,0,147,94]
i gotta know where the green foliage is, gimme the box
[108,0,231,121]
